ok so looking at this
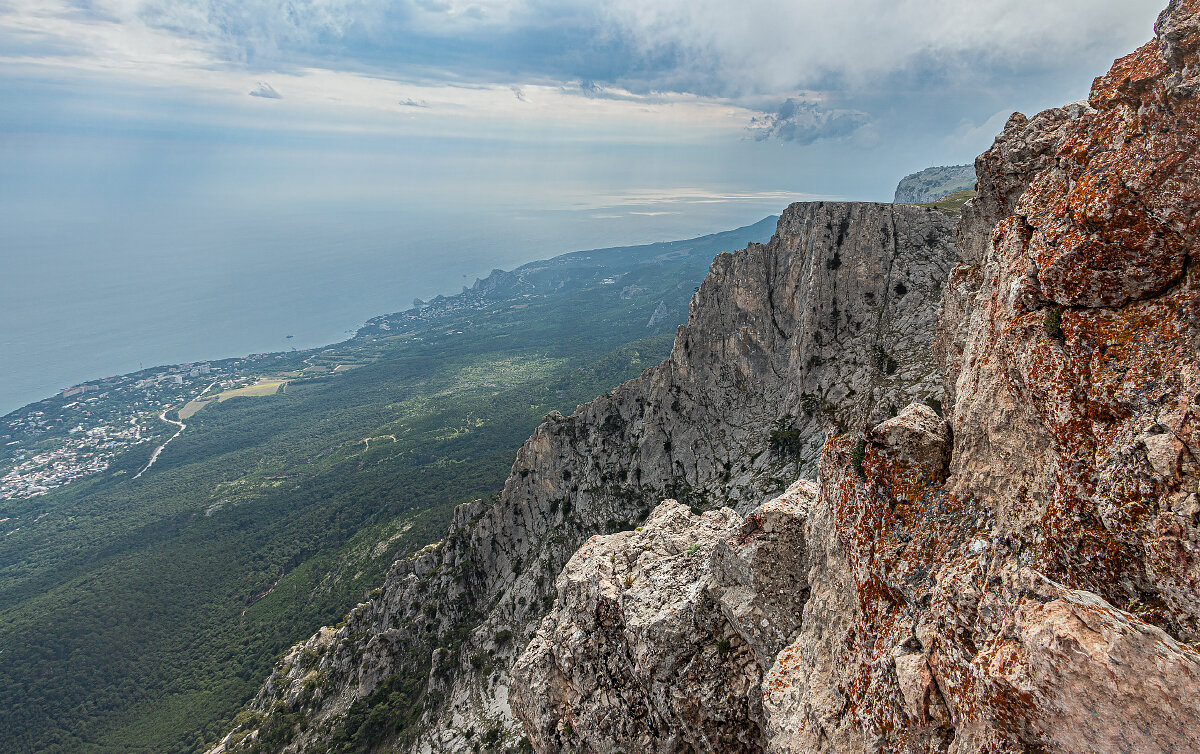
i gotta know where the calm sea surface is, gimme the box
[0,201,781,416]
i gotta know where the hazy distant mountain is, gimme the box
[893,163,975,203]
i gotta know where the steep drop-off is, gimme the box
[514,2,1200,752]
[211,201,957,752]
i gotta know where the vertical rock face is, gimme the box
[787,4,1200,750]
[939,0,1200,639]
[511,2,1200,752]
[210,202,956,753]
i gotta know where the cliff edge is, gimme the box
[513,1,1200,751]
[210,201,956,752]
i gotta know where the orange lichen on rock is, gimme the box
[761,3,1200,751]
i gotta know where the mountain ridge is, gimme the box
[211,1,1200,751]
[210,201,958,752]
[1,216,779,754]
[892,164,975,204]
[512,1,1200,750]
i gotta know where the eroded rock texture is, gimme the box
[512,482,816,753]
[210,202,955,753]
[513,2,1200,752]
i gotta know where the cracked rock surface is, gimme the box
[512,482,816,753]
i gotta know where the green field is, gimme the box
[217,380,287,401]
[0,217,777,754]
[920,189,977,214]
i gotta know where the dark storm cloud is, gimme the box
[747,99,869,144]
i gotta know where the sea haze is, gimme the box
[0,197,787,416]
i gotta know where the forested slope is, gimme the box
[0,217,776,754]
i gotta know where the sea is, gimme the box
[0,200,785,416]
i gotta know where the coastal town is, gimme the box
[1,279,555,506]
[1,362,228,502]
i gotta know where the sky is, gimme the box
[0,0,1167,211]
[0,0,1171,410]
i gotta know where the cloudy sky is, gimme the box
[1,0,1166,216]
[0,0,1172,410]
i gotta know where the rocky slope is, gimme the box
[209,201,957,752]
[893,165,976,204]
[513,2,1200,751]
[512,481,817,752]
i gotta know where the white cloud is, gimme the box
[0,2,760,143]
[248,81,281,98]
[557,187,822,211]
[0,0,1170,158]
[2,0,1166,100]
[597,0,1165,95]
[943,108,1015,154]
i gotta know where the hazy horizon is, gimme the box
[0,200,788,416]
[0,0,1167,412]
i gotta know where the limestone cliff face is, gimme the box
[512,482,816,753]
[513,3,1200,752]
[209,202,955,753]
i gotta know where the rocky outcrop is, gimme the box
[210,202,956,753]
[512,499,760,753]
[514,2,1200,751]
[512,481,817,753]
[213,3,1200,750]
[893,165,976,204]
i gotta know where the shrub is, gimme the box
[769,428,803,453]
[1044,308,1063,340]
[232,709,261,730]
[850,439,866,477]
[800,393,819,416]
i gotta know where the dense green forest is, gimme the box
[0,217,776,754]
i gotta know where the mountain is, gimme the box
[893,164,976,204]
[210,201,958,752]
[517,2,1200,751]
[0,217,777,754]
[214,0,1200,751]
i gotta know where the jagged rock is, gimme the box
[509,3,1200,753]
[707,480,817,672]
[763,3,1200,751]
[645,300,671,329]
[212,202,955,753]
[512,500,758,753]
[511,481,817,754]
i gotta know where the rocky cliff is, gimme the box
[209,201,956,753]
[512,2,1200,752]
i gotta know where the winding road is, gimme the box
[133,379,218,480]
